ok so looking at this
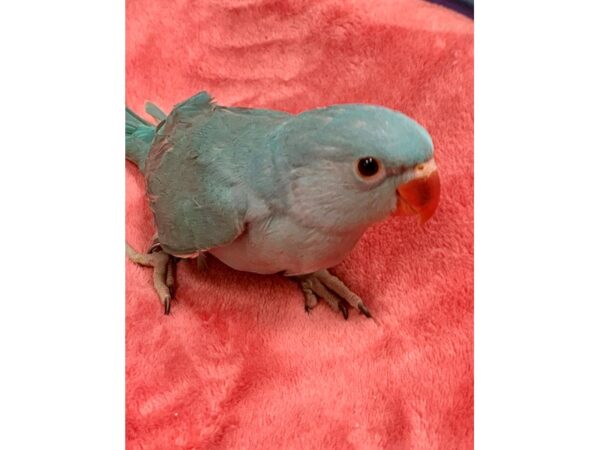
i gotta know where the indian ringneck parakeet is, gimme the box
[126,91,440,319]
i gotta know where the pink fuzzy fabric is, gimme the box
[126,0,473,448]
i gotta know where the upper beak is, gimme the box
[395,158,440,224]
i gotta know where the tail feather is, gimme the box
[145,101,167,122]
[126,107,155,171]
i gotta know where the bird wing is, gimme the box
[144,91,289,256]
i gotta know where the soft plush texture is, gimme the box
[126,0,473,448]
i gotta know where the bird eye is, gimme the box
[356,157,380,178]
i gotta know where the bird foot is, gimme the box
[126,242,176,314]
[295,269,372,320]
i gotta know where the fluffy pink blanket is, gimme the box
[126,0,473,448]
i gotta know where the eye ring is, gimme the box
[356,157,381,178]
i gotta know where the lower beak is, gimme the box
[396,159,440,224]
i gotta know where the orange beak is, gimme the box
[396,159,440,224]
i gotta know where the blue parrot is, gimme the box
[126,91,440,318]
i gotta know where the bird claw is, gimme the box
[338,300,349,320]
[358,302,372,318]
[164,296,171,315]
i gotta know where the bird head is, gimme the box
[275,104,440,233]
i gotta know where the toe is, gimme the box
[166,259,175,297]
[303,292,318,311]
[299,280,319,313]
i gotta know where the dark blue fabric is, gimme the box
[428,0,473,19]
